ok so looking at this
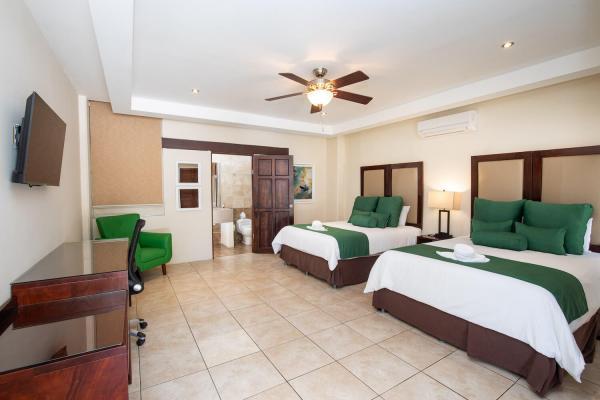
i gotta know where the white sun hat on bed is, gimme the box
[437,243,489,263]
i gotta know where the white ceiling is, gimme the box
[25,0,600,135]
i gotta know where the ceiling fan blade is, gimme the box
[334,90,373,105]
[265,92,304,101]
[279,73,309,86]
[332,71,369,88]
[310,104,322,114]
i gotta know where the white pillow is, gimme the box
[583,218,593,253]
[398,206,411,226]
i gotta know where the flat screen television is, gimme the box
[12,92,66,186]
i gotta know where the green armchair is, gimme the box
[96,213,173,275]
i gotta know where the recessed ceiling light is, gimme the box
[501,41,515,49]
[191,88,200,94]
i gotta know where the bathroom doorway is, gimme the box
[211,154,253,257]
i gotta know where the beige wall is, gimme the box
[0,1,81,303]
[144,149,213,263]
[162,120,333,224]
[338,74,600,237]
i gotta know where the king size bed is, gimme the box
[364,146,600,396]
[366,237,600,395]
[273,162,423,288]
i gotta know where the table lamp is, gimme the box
[428,190,461,239]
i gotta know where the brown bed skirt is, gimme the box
[373,289,599,396]
[279,245,379,288]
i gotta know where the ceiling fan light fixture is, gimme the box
[307,88,334,106]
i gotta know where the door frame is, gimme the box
[162,139,291,257]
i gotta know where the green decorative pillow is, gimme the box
[370,212,390,228]
[352,196,379,212]
[471,218,513,233]
[347,210,370,223]
[471,231,528,251]
[349,213,377,228]
[473,198,525,224]
[375,196,404,227]
[523,200,593,255]
[515,222,567,255]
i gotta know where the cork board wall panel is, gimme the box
[478,159,524,201]
[391,167,418,225]
[90,102,163,205]
[363,169,385,196]
[541,154,600,244]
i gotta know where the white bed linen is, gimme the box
[364,237,600,382]
[272,221,421,270]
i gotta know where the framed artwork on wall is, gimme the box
[293,164,314,203]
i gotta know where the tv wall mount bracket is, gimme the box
[12,124,22,146]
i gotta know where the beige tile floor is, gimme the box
[128,252,600,400]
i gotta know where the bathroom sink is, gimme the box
[213,207,233,224]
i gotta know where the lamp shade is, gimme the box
[428,190,460,210]
[307,89,334,106]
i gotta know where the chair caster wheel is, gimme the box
[137,332,146,338]
[139,321,148,329]
[136,337,145,346]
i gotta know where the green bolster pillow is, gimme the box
[349,213,377,228]
[523,200,593,255]
[471,231,527,251]
[375,196,403,227]
[515,222,567,255]
[347,210,370,223]
[471,218,513,233]
[473,198,525,224]
[370,212,390,228]
[351,196,379,212]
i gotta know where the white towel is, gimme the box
[436,251,489,263]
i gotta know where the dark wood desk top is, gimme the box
[0,239,130,399]
[0,302,126,374]
[13,239,128,285]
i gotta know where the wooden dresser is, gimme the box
[0,239,129,399]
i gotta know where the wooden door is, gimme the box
[252,155,294,253]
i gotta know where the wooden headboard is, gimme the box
[471,145,600,253]
[360,162,423,228]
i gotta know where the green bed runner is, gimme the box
[393,244,588,323]
[293,224,369,259]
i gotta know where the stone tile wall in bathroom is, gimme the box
[212,154,252,209]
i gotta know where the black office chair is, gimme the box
[129,218,148,346]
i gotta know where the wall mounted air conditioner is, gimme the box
[417,110,477,138]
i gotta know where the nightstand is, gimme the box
[417,234,453,244]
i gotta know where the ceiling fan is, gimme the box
[265,67,373,114]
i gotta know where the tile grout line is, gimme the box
[134,257,574,400]
[419,350,472,400]
[203,259,365,397]
[183,269,224,400]
[140,265,224,399]
[140,262,433,395]
[165,261,418,397]
[496,382,518,400]
[224,294,290,398]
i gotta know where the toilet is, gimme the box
[235,212,252,245]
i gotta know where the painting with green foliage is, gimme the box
[293,165,314,202]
